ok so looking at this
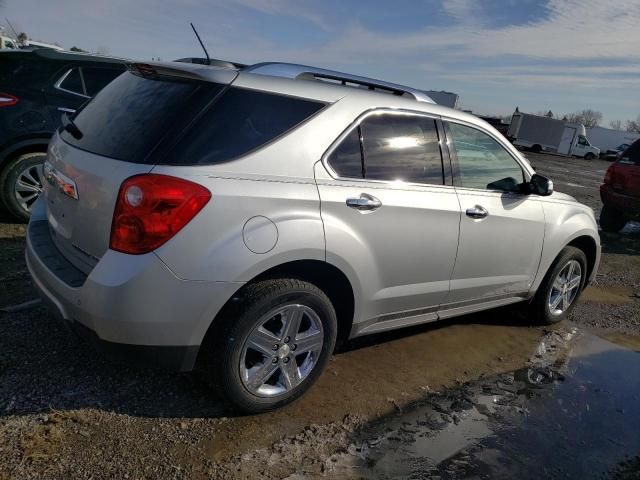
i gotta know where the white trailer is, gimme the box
[507,112,600,159]
[0,35,18,49]
[585,126,640,153]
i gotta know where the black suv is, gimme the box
[0,48,127,220]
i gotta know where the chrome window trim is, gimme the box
[54,68,91,99]
[320,107,454,190]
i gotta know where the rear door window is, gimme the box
[360,114,444,185]
[327,128,363,178]
[168,88,325,165]
[60,71,222,163]
[81,67,125,96]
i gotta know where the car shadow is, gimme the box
[0,294,530,420]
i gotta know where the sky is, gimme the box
[1,0,639,124]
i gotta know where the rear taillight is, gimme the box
[604,164,617,185]
[0,93,18,107]
[110,174,211,254]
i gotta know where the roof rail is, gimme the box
[244,62,435,103]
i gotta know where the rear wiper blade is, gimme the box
[61,112,83,140]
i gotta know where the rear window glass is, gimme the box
[620,140,640,165]
[0,54,60,86]
[166,87,325,165]
[82,67,125,96]
[60,72,222,163]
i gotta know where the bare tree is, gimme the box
[17,32,28,45]
[625,115,640,133]
[564,109,603,128]
[609,120,623,130]
[96,45,109,55]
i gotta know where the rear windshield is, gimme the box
[61,72,223,163]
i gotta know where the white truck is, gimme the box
[585,126,640,155]
[507,111,600,159]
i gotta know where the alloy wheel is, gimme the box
[548,260,582,316]
[240,304,324,397]
[13,163,44,214]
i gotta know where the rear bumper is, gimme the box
[600,184,640,217]
[25,210,242,371]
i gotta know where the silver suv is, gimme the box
[26,61,600,413]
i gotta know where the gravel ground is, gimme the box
[0,152,639,479]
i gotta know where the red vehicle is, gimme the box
[600,139,640,232]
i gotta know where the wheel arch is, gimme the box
[0,137,51,169]
[567,234,598,284]
[201,259,356,355]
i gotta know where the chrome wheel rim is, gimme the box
[548,260,582,316]
[14,163,44,213]
[240,304,324,397]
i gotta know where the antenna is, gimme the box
[190,22,210,65]
[5,18,19,40]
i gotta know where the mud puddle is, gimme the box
[323,329,640,479]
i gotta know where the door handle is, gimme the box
[466,205,488,219]
[346,193,382,211]
[58,107,76,114]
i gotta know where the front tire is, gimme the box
[0,152,46,221]
[600,204,628,232]
[529,246,587,325]
[584,152,595,160]
[200,279,337,414]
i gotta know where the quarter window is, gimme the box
[169,88,325,165]
[447,122,524,192]
[58,68,85,96]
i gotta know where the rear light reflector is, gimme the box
[110,174,211,254]
[0,93,18,107]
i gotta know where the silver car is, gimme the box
[26,61,600,413]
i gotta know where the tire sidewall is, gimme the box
[217,283,337,413]
[535,247,587,324]
[1,152,46,221]
[600,204,627,233]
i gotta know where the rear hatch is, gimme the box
[43,64,235,273]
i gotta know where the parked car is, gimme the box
[0,48,127,220]
[600,139,640,232]
[26,61,600,413]
[602,143,630,161]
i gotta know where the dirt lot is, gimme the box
[0,152,638,479]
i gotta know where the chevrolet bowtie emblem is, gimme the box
[44,161,79,200]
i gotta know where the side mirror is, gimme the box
[528,174,553,196]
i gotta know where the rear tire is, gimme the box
[528,246,587,325]
[600,204,628,232]
[531,144,542,153]
[0,152,46,222]
[200,278,337,414]
[584,152,595,160]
